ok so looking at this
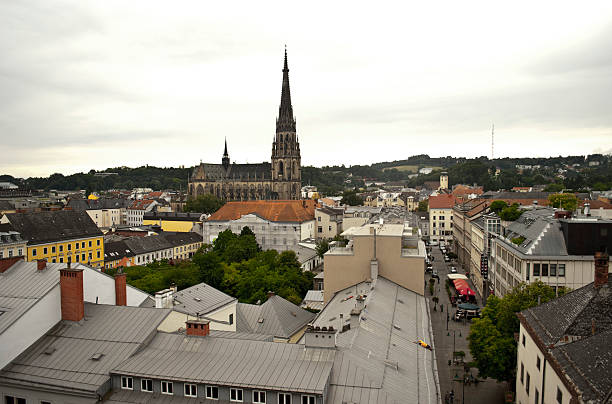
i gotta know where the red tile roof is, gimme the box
[207,200,317,223]
[129,199,156,210]
[579,200,612,209]
[428,194,457,209]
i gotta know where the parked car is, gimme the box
[430,241,439,246]
[450,266,457,273]
[431,271,439,280]
[444,255,450,263]
[426,265,433,273]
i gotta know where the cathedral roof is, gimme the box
[207,200,317,223]
[192,163,272,181]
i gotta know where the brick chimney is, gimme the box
[186,319,210,337]
[37,259,47,271]
[594,251,609,288]
[59,264,84,322]
[0,256,22,273]
[115,269,127,306]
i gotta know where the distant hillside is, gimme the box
[2,154,610,195]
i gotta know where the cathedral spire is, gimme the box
[277,47,296,133]
[222,138,230,169]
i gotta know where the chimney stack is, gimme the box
[59,265,84,322]
[114,269,127,306]
[584,203,591,216]
[339,313,344,332]
[356,295,365,311]
[304,325,336,349]
[37,259,47,271]
[267,291,275,299]
[186,319,210,337]
[594,251,609,288]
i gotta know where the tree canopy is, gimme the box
[548,193,578,211]
[340,190,363,206]
[184,194,224,214]
[468,281,569,382]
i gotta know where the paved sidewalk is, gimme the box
[427,245,508,403]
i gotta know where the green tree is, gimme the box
[341,190,363,206]
[192,249,224,289]
[468,281,568,383]
[184,194,224,214]
[499,204,522,221]
[315,239,330,258]
[417,200,428,212]
[548,193,578,211]
[489,200,508,214]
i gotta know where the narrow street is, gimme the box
[427,245,508,404]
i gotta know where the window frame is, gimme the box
[301,395,316,404]
[121,376,133,390]
[230,387,243,402]
[161,380,174,395]
[253,390,267,403]
[184,383,197,397]
[141,378,153,392]
[206,385,219,400]
[278,392,292,404]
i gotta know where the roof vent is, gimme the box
[43,347,56,355]
[393,324,402,330]
[91,353,104,361]
[257,317,264,324]
[194,297,202,302]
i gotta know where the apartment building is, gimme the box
[490,208,612,297]
[323,223,426,302]
[66,197,130,228]
[428,193,457,245]
[204,200,316,251]
[516,253,611,404]
[452,199,488,271]
[1,210,105,268]
[0,223,26,259]
[315,206,344,239]
[127,199,158,226]
[143,211,203,232]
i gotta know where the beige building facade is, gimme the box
[86,208,122,229]
[315,206,343,239]
[323,224,426,302]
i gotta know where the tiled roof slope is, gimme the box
[4,210,102,245]
[236,295,315,338]
[0,303,170,396]
[428,194,457,209]
[208,200,316,223]
[518,277,612,402]
[161,232,202,246]
[129,199,156,210]
[172,282,236,316]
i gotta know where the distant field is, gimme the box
[383,165,419,173]
[383,165,443,173]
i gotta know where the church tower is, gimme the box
[271,48,301,200]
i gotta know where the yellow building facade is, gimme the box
[27,236,105,268]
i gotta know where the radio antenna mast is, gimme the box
[491,123,495,160]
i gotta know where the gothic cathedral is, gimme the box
[188,50,301,201]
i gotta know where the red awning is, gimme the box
[453,279,476,296]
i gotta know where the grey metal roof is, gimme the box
[501,208,569,256]
[235,295,315,339]
[111,332,335,394]
[172,282,236,316]
[292,244,317,264]
[311,277,439,404]
[0,260,64,335]
[0,303,170,395]
[124,236,173,255]
[106,389,233,403]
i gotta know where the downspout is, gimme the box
[373,228,377,260]
[541,358,546,404]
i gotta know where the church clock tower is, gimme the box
[271,49,301,200]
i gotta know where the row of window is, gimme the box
[3,398,50,404]
[120,376,315,403]
[529,263,566,277]
[32,240,101,257]
[519,334,563,404]
[0,248,24,258]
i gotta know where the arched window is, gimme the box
[279,161,284,177]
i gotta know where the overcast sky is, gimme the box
[2,1,612,178]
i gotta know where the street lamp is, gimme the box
[452,371,466,404]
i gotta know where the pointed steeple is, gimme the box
[222,138,230,169]
[276,47,296,133]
